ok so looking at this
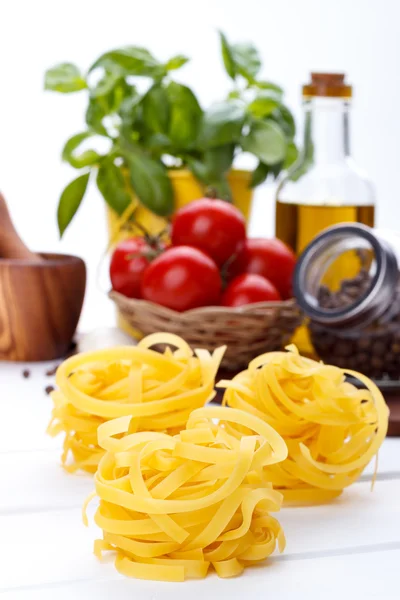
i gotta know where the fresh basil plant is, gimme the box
[45,32,298,236]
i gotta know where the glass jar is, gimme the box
[275,73,375,264]
[294,223,400,379]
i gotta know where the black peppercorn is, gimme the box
[310,270,400,379]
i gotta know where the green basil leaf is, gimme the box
[253,80,284,96]
[241,119,287,165]
[185,149,233,200]
[145,133,171,151]
[166,82,202,148]
[204,144,234,177]
[89,47,164,78]
[185,156,210,184]
[231,43,261,80]
[121,105,147,143]
[270,161,284,179]
[228,90,241,100]
[86,80,136,136]
[142,83,170,134]
[86,99,108,135]
[97,159,131,215]
[62,132,102,168]
[45,63,87,93]
[124,149,173,216]
[250,161,270,187]
[185,147,234,181]
[284,141,299,169]
[90,68,122,98]
[165,54,189,71]
[271,104,296,139]
[118,92,142,129]
[219,31,236,79]
[248,93,280,118]
[100,80,136,115]
[218,33,261,82]
[57,173,90,237]
[187,158,232,200]
[198,102,245,148]
[111,81,136,113]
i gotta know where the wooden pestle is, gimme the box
[0,192,43,260]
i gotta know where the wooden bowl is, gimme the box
[0,253,86,361]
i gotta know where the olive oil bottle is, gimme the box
[276,73,375,351]
[276,73,375,263]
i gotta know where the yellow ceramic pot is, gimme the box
[107,168,253,240]
[107,168,254,336]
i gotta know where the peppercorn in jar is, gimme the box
[294,223,400,379]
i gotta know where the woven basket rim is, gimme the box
[109,290,300,318]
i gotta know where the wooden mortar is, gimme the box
[0,192,86,361]
[0,253,86,361]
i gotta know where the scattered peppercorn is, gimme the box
[45,365,59,377]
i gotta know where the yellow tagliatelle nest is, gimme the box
[84,406,287,581]
[220,346,389,504]
[47,334,225,473]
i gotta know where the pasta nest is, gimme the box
[47,334,225,473]
[221,345,389,503]
[84,406,288,581]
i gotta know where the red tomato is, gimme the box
[171,198,246,266]
[141,246,222,311]
[228,238,296,299]
[110,237,164,299]
[222,274,281,307]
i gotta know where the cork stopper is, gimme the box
[303,73,352,98]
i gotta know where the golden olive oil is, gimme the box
[275,201,375,255]
[276,201,375,290]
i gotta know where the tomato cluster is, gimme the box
[110,198,296,312]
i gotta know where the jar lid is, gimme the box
[302,73,352,98]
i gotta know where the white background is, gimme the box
[0,0,399,330]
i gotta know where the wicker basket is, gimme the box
[109,291,303,371]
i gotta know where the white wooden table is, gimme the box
[1,360,399,600]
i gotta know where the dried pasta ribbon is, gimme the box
[220,346,389,504]
[47,333,225,473]
[84,406,287,581]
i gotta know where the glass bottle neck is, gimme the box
[303,97,351,165]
